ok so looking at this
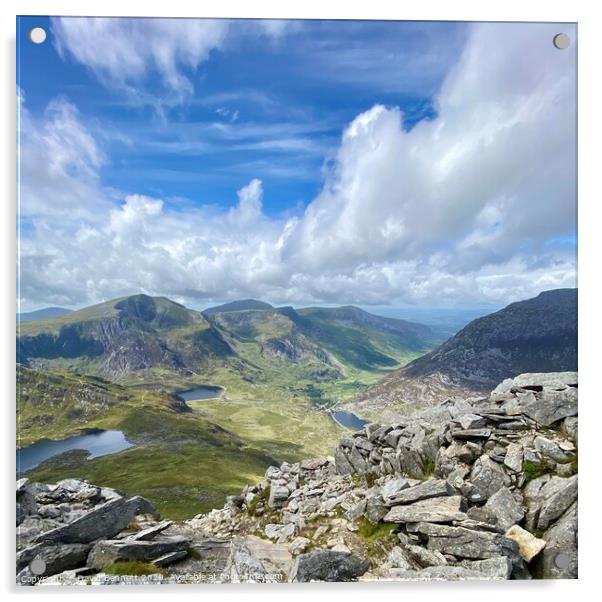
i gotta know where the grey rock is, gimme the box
[483,487,525,531]
[127,520,173,541]
[457,414,488,430]
[470,455,511,500]
[404,544,447,568]
[381,477,411,503]
[334,447,354,475]
[365,494,388,524]
[407,522,520,562]
[289,550,369,582]
[522,388,578,427]
[533,502,577,579]
[152,550,188,567]
[32,496,158,545]
[17,542,91,577]
[534,436,571,463]
[493,372,577,394]
[390,557,511,581]
[87,536,190,570]
[384,496,467,524]
[536,475,578,531]
[268,485,290,509]
[385,479,454,506]
[503,443,524,473]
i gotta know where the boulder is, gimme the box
[470,455,511,501]
[87,536,190,570]
[521,388,578,427]
[536,475,578,531]
[288,537,310,556]
[503,443,524,473]
[407,522,520,562]
[31,496,158,545]
[17,542,92,576]
[384,496,467,524]
[268,485,290,509]
[127,520,173,541]
[505,525,546,562]
[533,502,577,579]
[482,487,525,531]
[289,550,369,582]
[385,479,454,506]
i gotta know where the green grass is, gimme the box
[522,461,549,483]
[104,561,167,577]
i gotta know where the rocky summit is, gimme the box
[16,372,577,584]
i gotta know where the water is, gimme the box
[177,386,224,401]
[331,410,368,431]
[17,430,133,473]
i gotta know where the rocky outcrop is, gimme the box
[16,372,577,584]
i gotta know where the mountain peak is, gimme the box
[203,299,274,314]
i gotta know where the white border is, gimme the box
[2,1,599,599]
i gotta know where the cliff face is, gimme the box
[17,372,578,584]
[346,289,577,419]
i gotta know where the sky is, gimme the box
[17,17,577,312]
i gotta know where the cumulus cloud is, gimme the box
[19,23,576,310]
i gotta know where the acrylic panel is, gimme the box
[16,17,577,585]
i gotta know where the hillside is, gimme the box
[17,307,73,322]
[344,289,577,420]
[203,299,274,314]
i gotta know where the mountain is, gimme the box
[17,294,234,381]
[17,307,73,322]
[17,294,440,391]
[344,289,577,420]
[204,299,274,314]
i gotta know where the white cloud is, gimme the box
[19,23,576,310]
[51,17,229,108]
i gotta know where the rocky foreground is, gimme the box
[17,372,578,584]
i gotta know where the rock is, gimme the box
[365,494,388,524]
[522,388,578,427]
[16,479,37,519]
[456,414,488,430]
[87,536,190,570]
[534,436,571,463]
[493,372,577,394]
[381,477,410,503]
[384,496,467,524]
[483,487,525,531]
[536,475,578,531]
[562,417,578,444]
[404,544,447,568]
[503,443,524,473]
[32,496,158,545]
[470,455,511,500]
[288,537,310,556]
[264,523,296,544]
[533,502,577,579]
[55,479,101,503]
[334,447,354,475]
[17,542,92,577]
[389,557,511,580]
[127,520,173,541]
[226,539,270,583]
[385,479,454,506]
[268,485,290,509]
[152,550,188,567]
[407,522,520,562]
[345,500,366,521]
[451,429,492,440]
[505,525,546,561]
[300,457,329,471]
[289,550,369,582]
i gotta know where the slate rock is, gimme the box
[87,536,190,570]
[385,479,454,506]
[289,550,369,582]
[470,455,511,501]
[505,525,546,562]
[384,496,467,524]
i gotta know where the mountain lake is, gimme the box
[331,410,369,431]
[177,386,224,401]
[17,429,133,473]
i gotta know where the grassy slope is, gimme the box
[18,366,281,519]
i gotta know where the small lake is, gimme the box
[17,430,133,473]
[331,410,369,431]
[177,386,224,402]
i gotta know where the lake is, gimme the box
[17,430,133,473]
[331,410,369,431]
[177,386,224,401]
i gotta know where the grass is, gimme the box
[104,561,167,577]
[356,516,399,559]
[522,461,550,483]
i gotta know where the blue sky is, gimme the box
[17,18,577,311]
[18,17,466,216]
